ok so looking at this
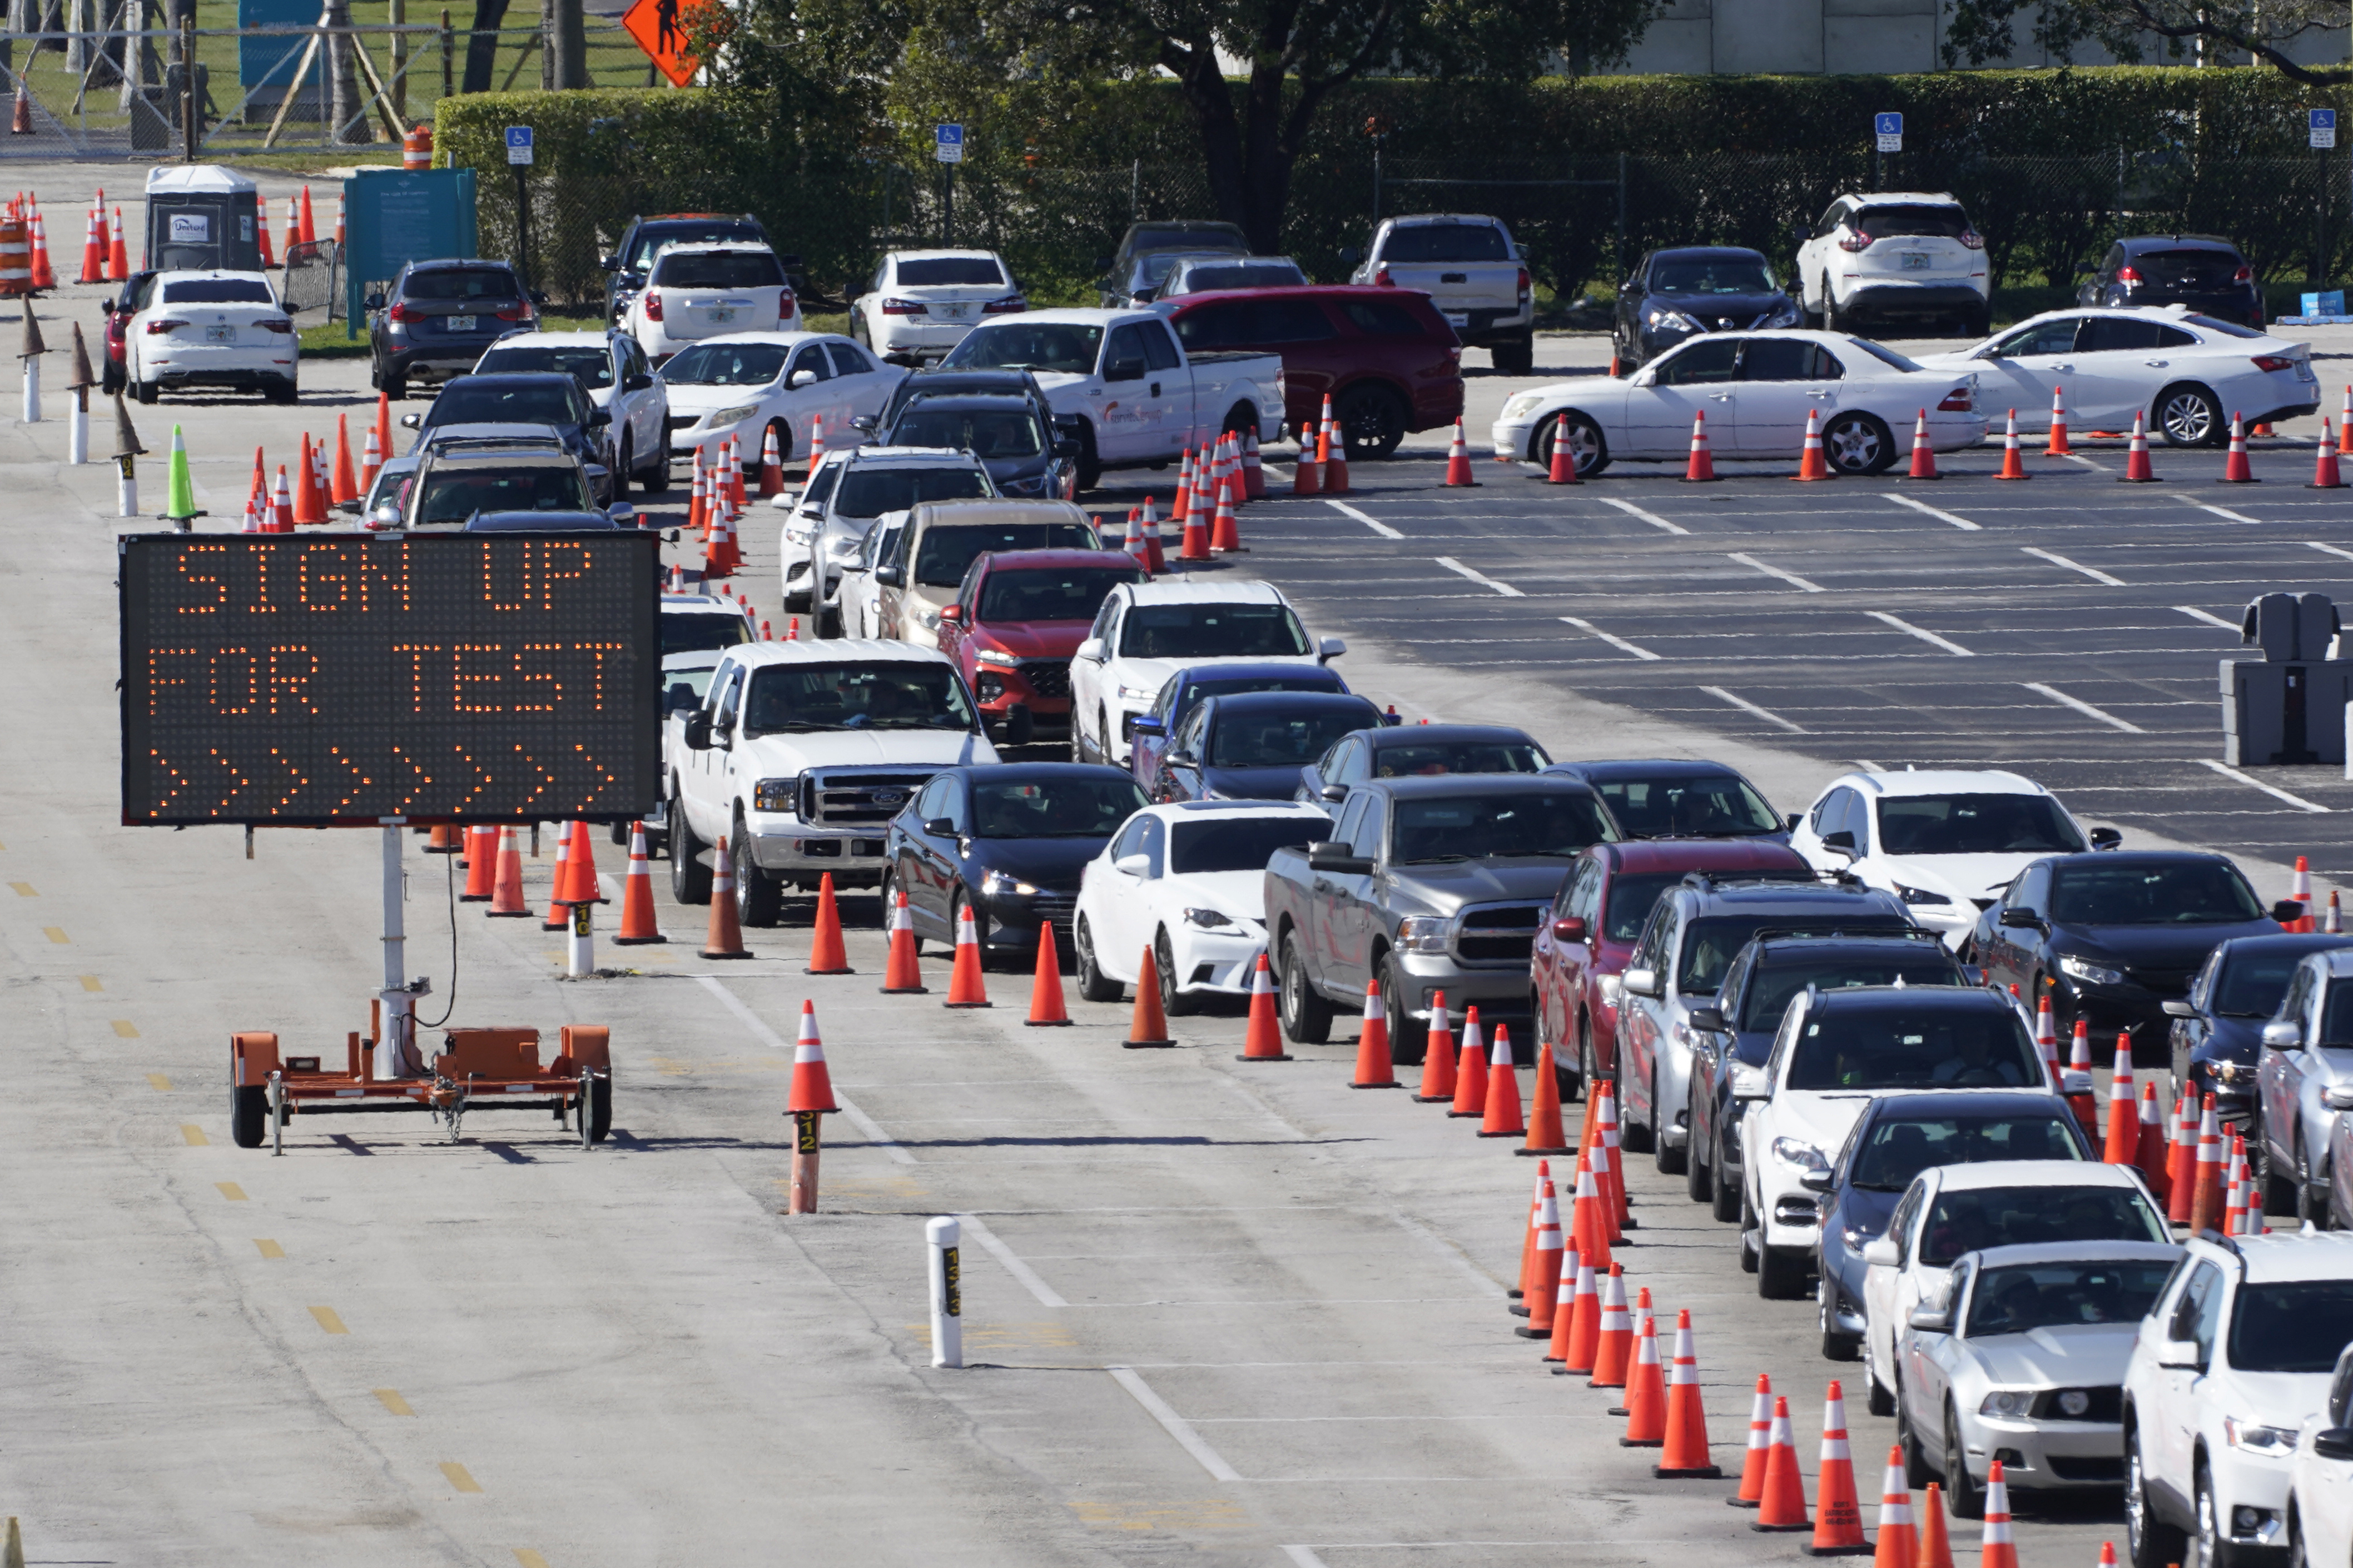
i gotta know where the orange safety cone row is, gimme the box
[486,826,531,916]
[1619,1293,1666,1445]
[1978,1461,2018,1568]
[699,837,754,958]
[1732,1373,1774,1507]
[1917,1483,1954,1568]
[541,821,574,928]
[2044,385,2072,455]
[944,903,991,1007]
[106,205,127,280]
[459,825,498,901]
[1870,1447,1917,1568]
[1794,407,1832,480]
[1993,409,2029,480]
[1125,945,1173,1047]
[2188,1093,2225,1233]
[1520,1039,1570,1153]
[1806,1380,1869,1556]
[1905,410,1940,480]
[2222,411,2257,482]
[1654,1310,1722,1479]
[1546,414,1580,483]
[2103,1037,2137,1163]
[805,871,851,974]
[1025,923,1073,1026]
[1479,1024,1525,1136]
[1414,990,1457,1102]
[1516,1178,1566,1339]
[2121,411,2158,482]
[1584,1263,1632,1386]
[786,999,838,1113]
[880,891,926,993]
[1449,1007,1488,1118]
[1208,480,1245,554]
[330,413,359,504]
[1443,417,1477,486]
[1750,1395,1811,1532]
[612,822,666,944]
[1350,979,1399,1087]
[1683,410,1719,481]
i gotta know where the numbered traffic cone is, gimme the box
[610,823,665,943]
[1683,409,1719,481]
[361,421,381,490]
[1243,428,1265,499]
[1655,1310,1722,1479]
[805,871,851,974]
[1291,424,1321,495]
[1583,1264,1632,1385]
[2189,1093,2225,1233]
[1351,979,1398,1087]
[1178,494,1212,561]
[1978,1460,2017,1568]
[1519,1041,1570,1153]
[1544,414,1581,482]
[2136,1081,2171,1201]
[1733,1374,1774,1507]
[1443,417,1477,485]
[77,202,103,282]
[1993,409,2029,480]
[1479,1025,1525,1136]
[1208,481,1245,553]
[1024,924,1073,1026]
[1125,946,1173,1047]
[1750,1395,1811,1532]
[1806,1380,1868,1555]
[540,823,574,928]
[2044,386,2072,455]
[1905,410,1941,479]
[2103,1038,2137,1162]
[2222,411,2256,482]
[878,892,925,993]
[1871,1447,1917,1568]
[2167,1091,2198,1223]
[1620,1296,1666,1445]
[1323,401,1349,494]
[330,413,359,504]
[458,826,496,901]
[1412,990,1457,1101]
[786,999,838,1113]
[486,827,530,916]
[1795,407,1833,480]
[1517,1178,1566,1339]
[2121,411,2158,481]
[1238,952,1290,1059]
[106,205,127,280]
[1917,1483,1955,1568]
[944,903,991,1008]
[1140,496,1166,573]
[1449,1007,1488,1117]
[699,837,753,958]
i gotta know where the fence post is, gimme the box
[439,8,451,101]
[177,10,192,158]
[1616,152,1628,283]
[388,0,404,118]
[1131,157,1139,223]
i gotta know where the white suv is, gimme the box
[1790,770,2119,950]
[777,445,995,618]
[2123,1230,2353,1568]
[624,242,803,364]
[1795,193,1990,339]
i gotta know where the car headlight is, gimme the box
[1647,307,1701,331]
[2211,1060,2255,1087]
[2061,954,2127,987]
[751,777,797,813]
[826,533,863,560]
[785,522,816,546]
[1979,1390,2036,1418]
[974,648,1018,668]
[999,472,1048,495]
[1841,1226,1875,1248]
[1501,392,1545,421]
[1182,907,1234,929]
[1116,683,1158,704]
[1895,883,1952,906]
[1765,299,1801,326]
[981,869,1039,898]
[1771,1136,1828,1174]
[2055,1390,2092,1417]
[1397,915,1451,954]
[704,404,760,427]
[917,610,940,630]
[2223,1416,2298,1455]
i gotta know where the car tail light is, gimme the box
[2234,263,2254,283]
[880,296,927,316]
[2117,266,2141,287]
[257,317,293,334]
[493,303,531,322]
[144,318,185,334]
[982,295,1026,315]
[1516,267,1531,300]
[1960,228,1984,251]
[777,290,795,321]
[1837,230,1872,252]
[1373,266,1393,286]
[643,291,663,321]
[386,301,414,322]
[1937,386,1973,412]
[2252,354,2299,372]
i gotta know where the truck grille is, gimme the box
[1452,901,1546,966]
[1019,660,1070,701]
[796,766,941,829]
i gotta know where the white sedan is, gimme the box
[623,242,803,364]
[472,328,670,495]
[1491,330,1983,476]
[852,249,1026,365]
[661,332,904,468]
[1912,305,2320,447]
[1073,801,1329,1015]
[123,269,297,403]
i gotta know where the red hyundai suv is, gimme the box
[935,547,1142,746]
[1531,839,1808,1097]
[1161,285,1465,462]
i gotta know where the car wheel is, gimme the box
[1279,934,1333,1044]
[1966,302,1992,338]
[1820,292,1843,335]
[2196,1460,2239,1568]
[1074,914,1122,1003]
[1333,384,1407,461]
[879,867,911,944]
[1685,1082,1712,1203]
[382,373,406,402]
[2291,1506,2312,1568]
[1380,953,1428,1065]
[1711,1117,1743,1222]
[612,433,632,500]
[1819,1277,1859,1361]
[1490,332,1535,375]
[2157,383,2225,447]
[1756,1243,1806,1300]
[134,377,158,404]
[1098,708,1117,769]
[2304,1154,2332,1227]
[2256,1114,2300,1217]
[1895,1375,1934,1486]
[264,376,297,405]
[1155,927,1196,1017]
[1540,410,1609,477]
[1619,1048,1654,1154]
[1739,1185,1760,1273]
[2127,1424,2190,1568]
[1821,411,1897,475]
[231,1084,268,1148]
[1866,1368,1894,1418]
[1943,1401,1984,1519]
[639,430,671,491]
[733,824,780,928]
[1577,1014,1599,1099]
[1652,1066,1685,1175]
[668,790,712,904]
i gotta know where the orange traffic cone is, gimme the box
[2341,387,2353,454]
[2121,411,2158,482]
[1917,1483,1955,1568]
[1795,407,1832,480]
[1516,1178,1565,1340]
[786,999,838,1113]
[374,390,393,466]
[29,203,54,290]
[2033,992,2058,1087]
[2190,1093,2226,1232]
[2103,1038,2137,1163]
[459,826,498,902]
[269,465,294,531]
[1125,946,1173,1048]
[944,903,991,1008]
[1870,1446,1917,1568]
[1905,410,1940,480]
[2222,411,2256,482]
[2292,854,2315,930]
[1683,410,1718,481]
[758,422,785,495]
[562,818,605,905]
[1449,1007,1488,1118]
[880,891,925,993]
[297,185,316,246]
[1237,952,1290,1059]
[292,432,325,525]
[1520,1041,1570,1153]
[541,822,574,929]
[1512,1161,1545,1309]
[1750,1395,1811,1532]
[1323,404,1349,494]
[687,447,708,537]
[279,193,297,266]
[1025,924,1073,1026]
[1291,425,1321,495]
[106,205,127,280]
[2167,1091,2198,1224]
[1978,1460,2018,1568]
[1733,1373,1774,1507]
[330,414,358,504]
[333,191,345,248]
[699,836,753,958]
[1172,448,1194,521]
[1572,1261,1626,1383]
[2137,1081,2172,1202]
[1479,1025,1525,1136]
[1443,418,1477,485]
[805,872,851,974]
[1351,979,1398,1087]
[2326,428,2353,491]
[612,822,665,943]
[1570,1150,1613,1275]
[361,422,381,490]
[727,436,748,512]
[1807,1380,1869,1555]
[1208,481,1244,553]
[1414,990,1457,1102]
[1243,428,1265,499]
[1595,1078,1631,1232]
[77,202,103,283]
[1545,414,1581,483]
[1655,1310,1722,1479]
[1558,1251,1602,1371]
[1619,1295,1666,1445]
[1140,496,1166,574]
[1993,409,2029,480]
[425,822,459,856]
[486,827,531,916]
[1178,495,1212,561]
[2066,1019,2098,1135]
[1541,1240,1578,1361]
[2044,385,2072,455]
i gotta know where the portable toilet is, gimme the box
[143,166,264,273]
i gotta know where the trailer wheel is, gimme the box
[231,1084,267,1148]
[587,1076,612,1143]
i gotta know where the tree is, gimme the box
[1944,0,2351,80]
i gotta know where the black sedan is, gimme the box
[2166,932,2353,1119]
[1612,247,1800,370]
[2076,235,2262,328]
[399,372,614,486]
[1298,722,1549,813]
[881,391,1081,502]
[881,763,1147,967]
[1151,690,1383,804]
[1542,758,1788,841]
[1968,851,2302,1065]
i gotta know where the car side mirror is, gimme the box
[922,817,956,837]
[399,411,423,429]
[2156,1337,2205,1371]
[1166,749,1197,768]
[1093,255,1114,273]
[2088,826,2123,850]
[1339,246,1362,268]
[1820,829,1856,856]
[1729,1063,1770,1100]
[1319,783,1348,803]
[1306,842,1375,875]
[939,604,962,624]
[1054,438,1081,459]
[1553,915,1587,944]
[683,714,712,751]
[588,408,611,427]
[2273,899,2307,924]
[790,369,820,390]
[2264,1019,2303,1049]
[1104,356,1145,382]
[369,502,402,529]
[851,415,877,434]
[623,371,653,391]
[607,501,636,526]
[1075,636,1105,662]
[1863,1237,1899,1268]
[1621,967,1661,998]
[2317,1428,2353,1462]
[364,291,385,310]
[2163,999,2198,1019]
[1785,813,1804,832]
[335,498,362,515]
[1798,1169,1834,1193]
[874,565,904,588]
[530,290,548,306]
[1130,716,1163,736]
[1908,1306,1952,1333]
[600,255,621,272]
[1317,635,1347,664]
[1999,907,2043,929]
[1688,1006,1726,1033]
[1115,853,1151,877]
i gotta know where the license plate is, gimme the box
[446,315,474,331]
[939,305,966,320]
[203,325,234,344]
[708,307,736,323]
[1902,253,1932,271]
[1443,311,1470,327]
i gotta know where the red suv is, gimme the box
[1162,285,1464,462]
[1531,839,1808,1097]
[935,547,1142,746]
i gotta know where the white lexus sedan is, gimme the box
[852,249,1026,365]
[662,332,904,469]
[123,269,298,403]
[1912,305,2319,447]
[1490,329,1983,477]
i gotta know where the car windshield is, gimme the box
[428,381,580,429]
[1965,1261,2177,1335]
[1170,817,1321,874]
[652,250,784,289]
[1371,741,1547,778]
[662,665,718,713]
[892,407,1044,459]
[1918,1186,2168,1267]
[1786,1005,2041,1092]
[1172,261,1307,292]
[410,465,589,525]
[1652,259,1774,293]
[161,277,274,304]
[898,257,1005,287]
[1591,775,1782,837]
[1844,338,1925,372]
[1175,675,1338,726]
[743,663,975,734]
[403,267,518,301]
[1682,918,1918,995]
[1139,251,1224,285]
[1209,706,1376,768]
[1876,794,2087,856]
[476,345,612,387]
[1850,1113,2081,1192]
[1854,205,1970,240]
[834,467,992,522]
[941,322,1104,375]
[1604,871,1682,943]
[2139,248,2243,283]
[1742,954,1962,1032]
[2229,1281,2353,1372]
[2213,949,2311,1017]
[2049,862,2265,925]
[1390,792,1614,863]
[1118,603,1311,659]
[915,522,1097,588]
[661,342,789,385]
[977,566,1136,623]
[661,611,751,658]
[1382,223,1510,262]
[970,776,1145,838]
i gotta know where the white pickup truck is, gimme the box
[935,307,1284,490]
[1346,213,1535,373]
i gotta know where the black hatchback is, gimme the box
[2077,236,2262,327]
[365,258,539,400]
[1612,247,1801,369]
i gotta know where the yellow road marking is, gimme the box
[181,1124,207,1146]
[254,1240,284,1258]
[513,1551,549,1567]
[146,1073,171,1091]
[43,927,67,943]
[309,1306,348,1335]
[80,975,101,990]
[9,882,34,896]
[374,1388,413,1416]
[1070,1499,1249,1531]
[215,1182,247,1201]
[113,1019,140,1038]
[439,1462,483,1493]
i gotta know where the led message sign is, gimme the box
[120,532,661,825]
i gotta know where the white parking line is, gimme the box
[1435,557,1524,597]
[1106,1367,1243,1481]
[956,1213,1067,1307]
[1854,759,1885,771]
[2022,682,2146,733]
[1598,495,1691,536]
[2020,546,2125,586]
[1282,1550,1332,1568]
[696,977,916,1164]
[2170,494,2262,525]
[1701,685,1809,733]
[1326,499,1403,539]
[1887,493,1983,531]
[2176,605,2244,632]
[2063,452,2111,472]
[2198,758,2330,813]
[1867,611,1974,656]
[2310,541,2353,564]
[1727,552,1824,593]
[1558,616,1660,660]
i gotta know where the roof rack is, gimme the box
[1676,869,1868,894]
[1748,925,1942,945]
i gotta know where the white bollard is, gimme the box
[926,1216,962,1368]
[66,390,85,463]
[567,897,593,978]
[116,455,136,519]
[21,353,38,424]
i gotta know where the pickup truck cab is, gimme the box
[871,499,1103,651]
[1346,213,1534,373]
[935,307,1284,489]
[668,640,998,927]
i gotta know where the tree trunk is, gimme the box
[460,0,507,93]
[324,0,368,142]
[546,0,584,87]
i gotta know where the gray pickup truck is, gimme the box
[1260,774,1617,1076]
[1346,213,1535,372]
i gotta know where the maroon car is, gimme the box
[935,547,1141,746]
[1162,285,1464,462]
[1531,839,1808,1096]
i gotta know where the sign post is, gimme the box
[935,123,962,247]
[1874,111,1902,188]
[505,125,534,292]
[2314,109,2339,291]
